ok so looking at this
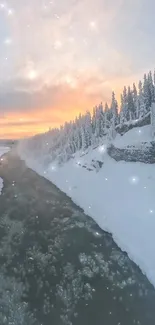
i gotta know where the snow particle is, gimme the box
[129,176,139,185]
[0,3,5,9]
[105,178,108,181]
[28,69,38,80]
[8,8,14,16]
[4,38,12,45]
[89,21,97,31]
[149,209,154,214]
[98,145,106,154]
[95,231,101,237]
[54,13,60,19]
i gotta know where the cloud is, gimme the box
[0,0,154,138]
[0,74,112,113]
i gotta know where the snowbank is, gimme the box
[18,125,155,287]
[0,147,10,194]
[114,125,152,148]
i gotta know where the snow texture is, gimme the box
[0,147,10,194]
[18,125,155,287]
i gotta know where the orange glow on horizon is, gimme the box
[0,85,105,139]
[0,77,137,139]
[0,105,96,139]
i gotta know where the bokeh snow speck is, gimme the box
[129,176,139,185]
[98,144,107,154]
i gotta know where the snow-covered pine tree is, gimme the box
[138,80,147,118]
[93,103,105,141]
[94,106,100,139]
[111,91,118,125]
[119,94,124,125]
[151,102,155,138]
[100,104,106,136]
[104,102,110,134]
[98,102,105,137]
[84,111,92,147]
[132,83,138,119]
[110,91,118,138]
[148,71,155,104]
[143,73,151,111]
[122,86,129,121]
[127,86,135,121]
[80,121,87,150]
[92,107,96,135]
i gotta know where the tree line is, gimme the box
[23,70,155,164]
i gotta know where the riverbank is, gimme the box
[18,124,155,288]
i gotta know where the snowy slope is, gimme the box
[18,125,155,287]
[114,125,152,148]
[0,147,10,194]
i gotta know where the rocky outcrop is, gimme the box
[108,142,155,164]
[116,112,151,135]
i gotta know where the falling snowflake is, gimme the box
[8,8,14,16]
[98,144,106,154]
[89,21,97,30]
[0,3,5,9]
[129,176,139,185]
[4,38,12,45]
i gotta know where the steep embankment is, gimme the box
[18,124,155,287]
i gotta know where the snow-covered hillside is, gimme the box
[18,124,155,287]
[0,147,10,194]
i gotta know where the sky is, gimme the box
[0,0,155,139]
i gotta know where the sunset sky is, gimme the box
[0,0,155,139]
